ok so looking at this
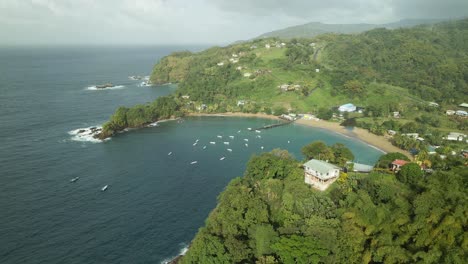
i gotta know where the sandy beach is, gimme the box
[188,112,412,158]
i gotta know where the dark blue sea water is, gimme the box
[0,46,383,263]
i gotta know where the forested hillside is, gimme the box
[179,149,467,263]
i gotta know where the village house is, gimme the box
[446,110,456,115]
[181,95,190,99]
[232,54,238,58]
[304,159,341,191]
[455,110,468,117]
[265,44,271,49]
[445,132,467,142]
[459,103,468,108]
[237,100,246,107]
[243,72,252,77]
[393,111,400,118]
[236,66,242,70]
[402,133,419,139]
[428,102,439,107]
[391,159,408,171]
[387,130,397,136]
[315,68,320,73]
[338,103,357,112]
[217,62,224,66]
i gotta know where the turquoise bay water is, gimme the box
[0,46,383,263]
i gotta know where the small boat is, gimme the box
[224,142,230,145]
[190,161,198,165]
[245,143,248,147]
[168,152,172,156]
[227,148,232,152]
[237,130,241,133]
[261,146,264,150]
[193,142,197,146]
[210,142,216,144]
[70,177,79,182]
[255,130,261,133]
[101,185,108,191]
[217,135,222,138]
[203,146,207,149]
[244,139,249,142]
[247,128,252,131]
[229,136,234,139]
[256,135,261,138]
[287,140,290,144]
[195,139,199,142]
[220,157,225,161]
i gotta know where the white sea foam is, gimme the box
[85,85,125,91]
[161,243,189,264]
[147,122,159,127]
[68,126,108,143]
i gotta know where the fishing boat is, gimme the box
[255,130,261,133]
[203,146,207,149]
[244,139,249,142]
[224,142,230,145]
[70,177,79,182]
[247,128,252,131]
[219,157,225,161]
[261,146,264,150]
[168,152,172,155]
[227,148,232,152]
[193,142,197,146]
[217,135,222,138]
[229,136,234,139]
[101,185,108,191]
[245,143,248,147]
[190,161,198,165]
[210,142,216,144]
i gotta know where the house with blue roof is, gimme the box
[338,103,357,112]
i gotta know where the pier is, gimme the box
[253,120,295,131]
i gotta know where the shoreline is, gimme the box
[188,112,412,158]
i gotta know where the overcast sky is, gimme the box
[1,0,467,45]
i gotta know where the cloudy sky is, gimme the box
[1,0,467,45]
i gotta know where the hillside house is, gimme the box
[428,102,439,107]
[315,68,320,73]
[393,111,400,118]
[181,95,190,99]
[402,133,419,139]
[391,159,408,171]
[304,159,341,191]
[265,44,271,49]
[387,130,397,136]
[338,103,357,112]
[217,62,224,66]
[456,110,467,117]
[243,72,252,78]
[237,100,246,107]
[446,110,456,115]
[446,132,467,141]
[459,103,468,108]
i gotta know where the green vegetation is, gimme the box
[179,149,467,263]
[100,19,467,151]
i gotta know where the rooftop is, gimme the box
[392,159,408,166]
[304,159,340,174]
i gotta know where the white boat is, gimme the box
[101,185,108,191]
[245,143,248,147]
[70,177,79,182]
[223,142,230,145]
[261,146,264,150]
[190,161,198,165]
[237,130,241,133]
[168,152,172,156]
[287,140,290,143]
[203,146,207,149]
[229,136,234,139]
[195,139,199,142]
[256,135,261,138]
[193,142,197,146]
[244,139,249,142]
[247,128,252,131]
[217,135,222,138]
[220,157,225,161]
[210,142,216,144]
[227,148,232,152]
[255,130,261,133]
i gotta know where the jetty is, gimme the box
[253,120,295,131]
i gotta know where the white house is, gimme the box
[304,159,341,191]
[315,68,320,73]
[446,110,456,115]
[446,132,466,141]
[243,72,252,77]
[459,103,468,108]
[265,44,271,49]
[232,54,238,58]
[338,103,357,112]
[237,100,246,107]
[403,133,419,139]
[236,66,243,70]
[456,110,468,117]
[428,102,439,107]
[181,95,190,99]
[217,62,224,66]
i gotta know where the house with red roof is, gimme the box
[391,159,408,171]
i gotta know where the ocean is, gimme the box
[0,46,383,263]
